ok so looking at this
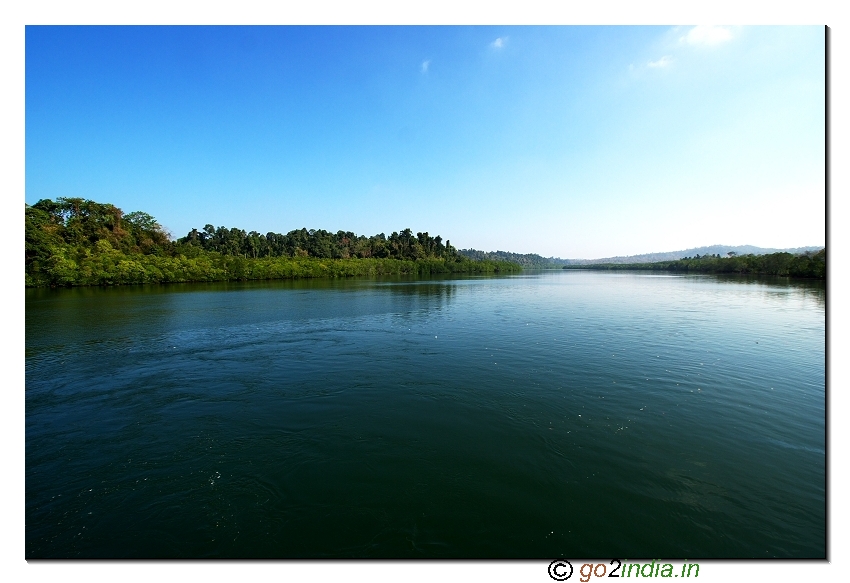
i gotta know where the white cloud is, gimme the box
[647,55,672,68]
[421,59,430,73]
[491,37,507,49]
[681,25,732,46]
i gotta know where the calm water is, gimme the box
[25,271,825,558]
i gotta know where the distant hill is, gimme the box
[457,249,555,268]
[459,245,825,267]
[565,245,825,265]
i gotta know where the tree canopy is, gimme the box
[25,198,520,287]
[563,250,826,279]
[177,224,457,262]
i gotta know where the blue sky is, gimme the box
[25,25,825,258]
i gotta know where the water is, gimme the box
[25,270,825,558]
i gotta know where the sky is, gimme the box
[25,25,825,258]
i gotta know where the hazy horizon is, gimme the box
[462,242,825,261]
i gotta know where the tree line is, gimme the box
[563,250,826,279]
[25,198,520,287]
[458,248,558,268]
[179,224,458,262]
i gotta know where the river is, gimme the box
[25,270,825,557]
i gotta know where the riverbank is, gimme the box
[562,249,825,279]
[26,252,520,287]
[26,197,520,287]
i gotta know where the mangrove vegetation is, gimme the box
[25,198,520,287]
[563,250,826,279]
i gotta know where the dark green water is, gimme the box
[25,271,825,558]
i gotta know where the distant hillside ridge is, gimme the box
[460,245,824,267]
[457,249,554,268]
[567,245,825,265]
[563,248,825,279]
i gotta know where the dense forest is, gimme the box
[563,250,826,279]
[25,198,520,287]
[561,245,824,265]
[458,249,559,268]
